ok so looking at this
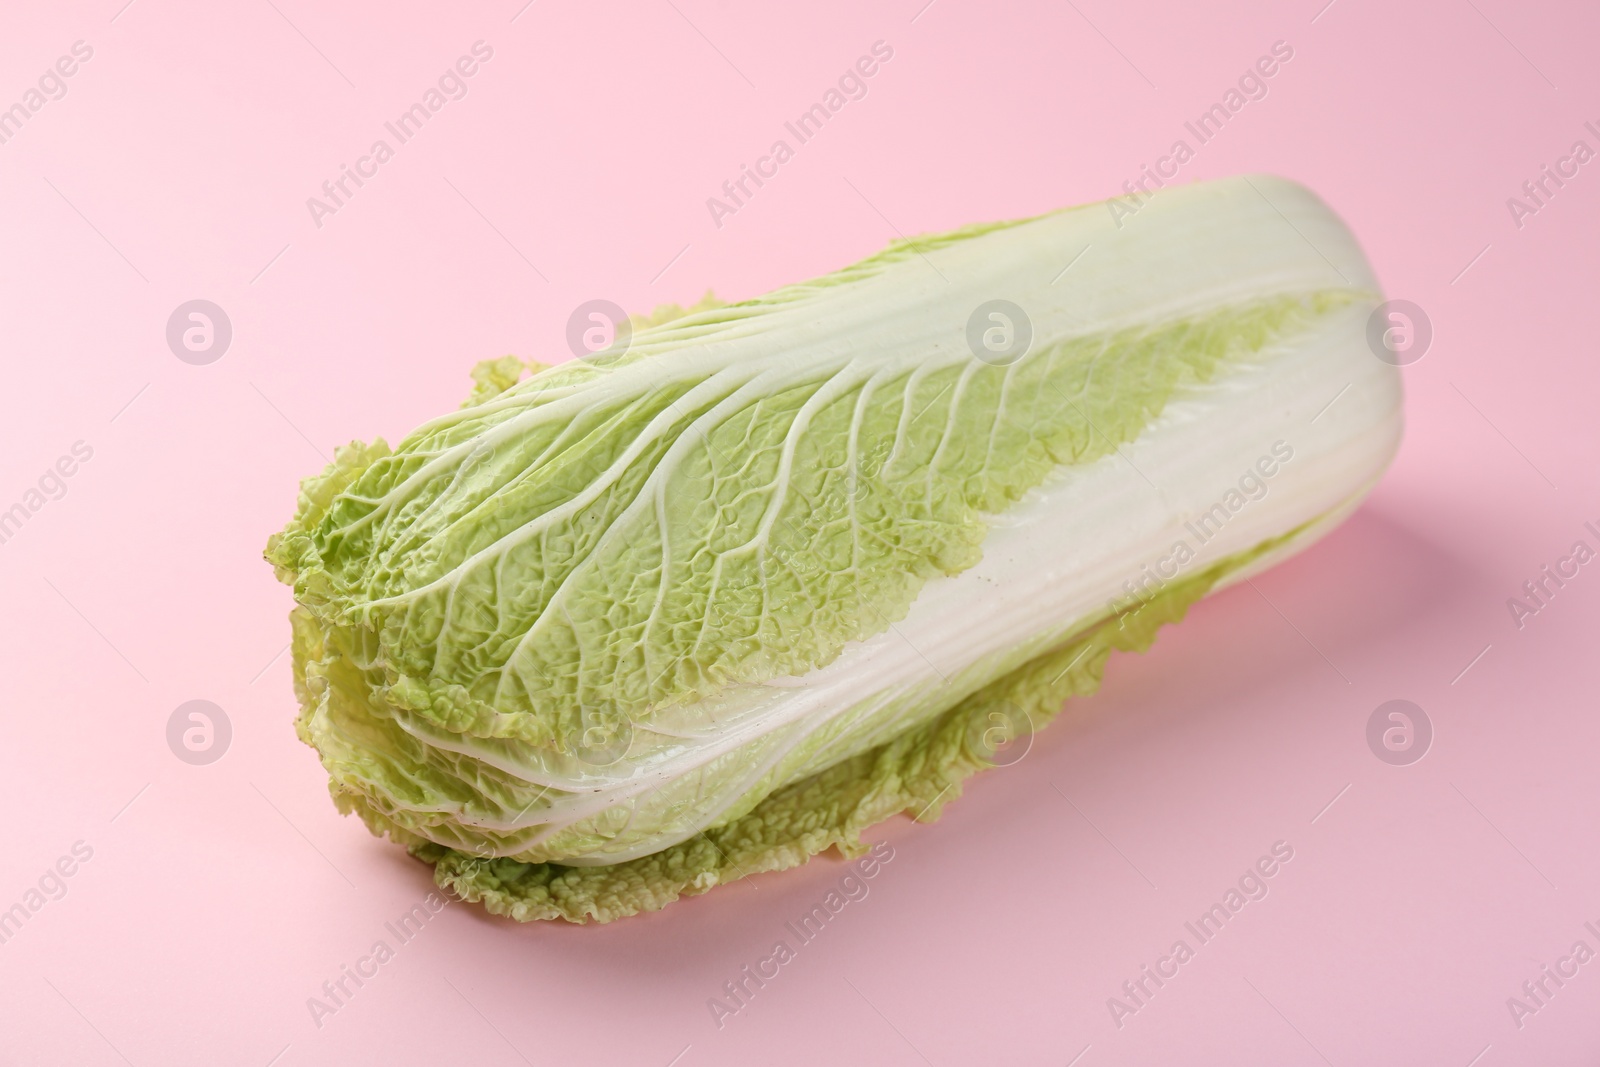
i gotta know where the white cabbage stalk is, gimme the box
[267,174,1401,921]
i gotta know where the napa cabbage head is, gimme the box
[266,174,1401,922]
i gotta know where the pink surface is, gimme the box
[1,1,1596,1063]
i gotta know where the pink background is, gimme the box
[1,1,1596,1063]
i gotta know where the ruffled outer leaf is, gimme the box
[403,542,1277,923]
